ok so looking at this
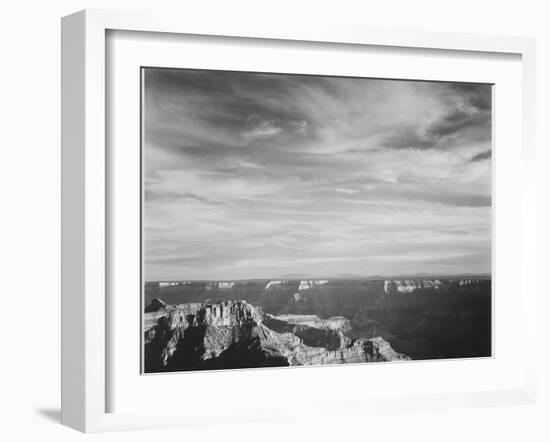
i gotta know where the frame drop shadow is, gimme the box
[34,407,61,423]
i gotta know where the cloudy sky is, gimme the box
[142,68,492,281]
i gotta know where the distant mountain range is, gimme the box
[147,272,491,284]
[279,272,491,280]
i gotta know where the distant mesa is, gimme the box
[159,281,190,287]
[298,280,328,290]
[264,279,329,290]
[205,281,235,289]
[383,280,443,294]
[383,279,483,294]
[458,279,480,286]
[265,280,284,289]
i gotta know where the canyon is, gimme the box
[144,277,491,368]
[144,299,409,372]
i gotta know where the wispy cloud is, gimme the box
[143,69,492,280]
[242,118,283,141]
[334,188,360,195]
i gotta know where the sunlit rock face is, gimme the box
[266,314,351,332]
[265,280,284,289]
[298,280,329,290]
[457,279,481,287]
[143,300,409,372]
[382,279,487,294]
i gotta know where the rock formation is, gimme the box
[382,279,488,294]
[265,280,284,289]
[298,280,329,290]
[384,279,443,294]
[144,300,409,372]
[144,297,167,313]
[263,314,352,351]
[457,279,481,287]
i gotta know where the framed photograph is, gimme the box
[61,9,537,432]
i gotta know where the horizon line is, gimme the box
[145,272,492,283]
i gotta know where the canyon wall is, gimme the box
[144,300,409,372]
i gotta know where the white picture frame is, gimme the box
[61,9,537,433]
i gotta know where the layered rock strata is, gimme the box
[144,300,409,372]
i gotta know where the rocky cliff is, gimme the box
[384,280,443,294]
[144,300,409,372]
[382,279,486,294]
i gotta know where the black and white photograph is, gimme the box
[142,68,492,373]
